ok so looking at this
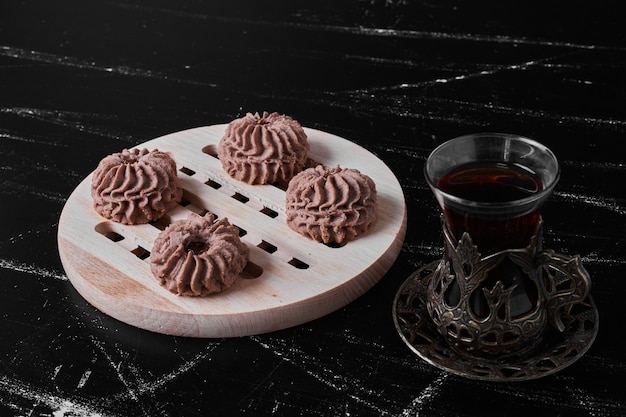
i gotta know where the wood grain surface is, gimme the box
[58,125,407,337]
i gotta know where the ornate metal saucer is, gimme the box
[392,261,599,381]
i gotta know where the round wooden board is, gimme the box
[58,125,407,337]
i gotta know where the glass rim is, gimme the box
[424,132,561,210]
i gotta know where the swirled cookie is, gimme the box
[91,148,182,225]
[286,165,377,244]
[217,111,309,184]
[150,212,249,296]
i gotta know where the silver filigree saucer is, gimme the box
[392,261,599,381]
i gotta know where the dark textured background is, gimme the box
[1,1,625,416]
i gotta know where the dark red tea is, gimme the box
[436,161,545,319]
[436,161,544,253]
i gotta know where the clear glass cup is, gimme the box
[424,133,590,356]
[425,132,560,253]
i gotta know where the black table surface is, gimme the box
[1,1,625,416]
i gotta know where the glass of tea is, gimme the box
[424,133,591,356]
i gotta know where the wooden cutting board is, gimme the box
[58,124,407,337]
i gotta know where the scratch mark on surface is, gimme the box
[442,98,625,129]
[464,370,625,415]
[0,180,67,203]
[0,258,67,281]
[0,106,134,142]
[554,191,626,215]
[0,130,68,147]
[77,370,92,389]
[104,2,623,51]
[0,45,218,88]
[561,160,626,171]
[336,56,555,94]
[97,336,221,404]
[131,344,217,395]
[87,337,165,417]
[399,373,449,417]
[90,337,142,406]
[0,223,59,249]
[580,252,626,266]
[251,335,394,416]
[402,242,442,259]
[21,161,83,180]
[51,364,63,381]
[328,83,626,130]
[0,374,109,417]
[569,387,602,417]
